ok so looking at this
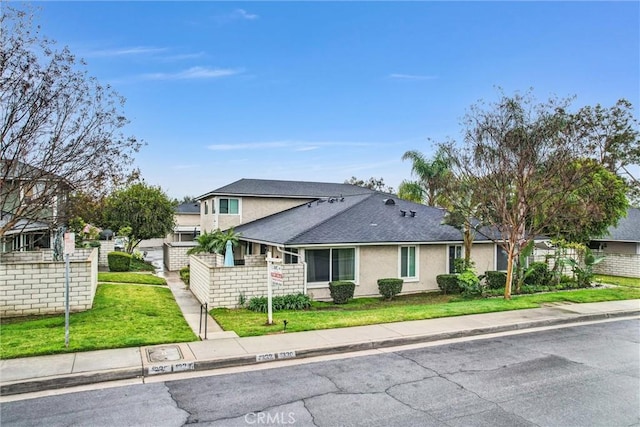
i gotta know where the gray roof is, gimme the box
[233,192,492,246]
[594,208,640,242]
[175,201,200,214]
[197,179,373,200]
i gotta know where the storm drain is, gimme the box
[146,345,183,362]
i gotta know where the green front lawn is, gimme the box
[98,272,167,286]
[0,284,196,359]
[595,275,640,288]
[212,287,640,337]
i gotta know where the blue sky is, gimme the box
[32,1,639,199]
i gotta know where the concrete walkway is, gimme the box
[1,295,638,396]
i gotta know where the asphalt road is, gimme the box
[2,319,639,427]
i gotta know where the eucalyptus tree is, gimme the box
[446,91,628,299]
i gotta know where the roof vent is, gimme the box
[410,210,416,217]
[400,210,406,217]
[384,199,395,205]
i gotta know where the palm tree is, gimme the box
[187,228,241,255]
[401,148,451,206]
[187,230,220,255]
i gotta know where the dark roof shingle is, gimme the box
[197,178,373,200]
[234,192,492,245]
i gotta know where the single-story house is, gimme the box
[186,179,512,306]
[231,190,505,300]
[589,207,640,255]
[589,207,640,278]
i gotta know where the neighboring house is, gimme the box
[0,160,70,252]
[169,201,201,243]
[589,208,640,279]
[589,207,640,255]
[139,201,201,249]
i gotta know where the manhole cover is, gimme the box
[147,345,183,362]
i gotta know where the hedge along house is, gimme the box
[188,179,511,308]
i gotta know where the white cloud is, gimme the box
[87,46,168,57]
[207,142,289,151]
[389,73,438,81]
[207,140,374,151]
[142,67,243,81]
[234,9,259,20]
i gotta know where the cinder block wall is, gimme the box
[0,248,98,317]
[164,243,199,271]
[593,253,640,278]
[98,240,115,268]
[209,264,304,308]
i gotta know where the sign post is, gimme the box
[265,251,283,325]
[63,232,75,348]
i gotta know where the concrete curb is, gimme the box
[2,309,637,396]
[1,367,143,396]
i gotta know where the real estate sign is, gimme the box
[270,263,284,287]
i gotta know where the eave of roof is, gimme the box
[196,178,372,200]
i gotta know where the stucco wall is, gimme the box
[471,243,497,274]
[240,197,312,223]
[598,241,639,255]
[0,248,98,317]
[200,196,313,233]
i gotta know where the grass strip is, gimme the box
[594,275,640,288]
[212,287,640,337]
[98,272,167,286]
[0,284,196,359]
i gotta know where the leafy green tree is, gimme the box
[538,160,628,243]
[102,183,175,253]
[397,180,424,203]
[573,99,640,205]
[401,147,451,206]
[345,177,394,193]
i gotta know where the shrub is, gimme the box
[485,271,507,289]
[377,278,404,300]
[458,269,482,298]
[524,262,551,286]
[107,251,132,272]
[247,293,311,312]
[179,266,190,287]
[329,281,356,304]
[436,274,461,294]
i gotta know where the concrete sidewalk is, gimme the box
[1,297,638,396]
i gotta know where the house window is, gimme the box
[400,246,417,279]
[284,248,299,264]
[260,244,268,255]
[204,201,208,215]
[219,198,239,214]
[496,246,508,271]
[244,242,254,255]
[448,245,462,273]
[306,248,356,283]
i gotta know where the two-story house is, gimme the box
[0,160,70,252]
